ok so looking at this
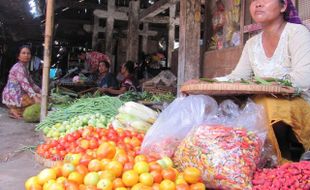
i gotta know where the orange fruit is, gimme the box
[25,176,40,190]
[159,180,176,190]
[98,170,116,181]
[113,178,125,188]
[37,168,57,185]
[88,159,101,172]
[183,167,201,184]
[97,179,113,190]
[133,161,149,174]
[152,183,160,190]
[68,172,84,184]
[149,162,162,172]
[150,170,163,184]
[105,160,123,177]
[161,168,177,181]
[97,142,116,159]
[176,184,190,190]
[61,163,75,177]
[76,165,88,176]
[122,170,139,187]
[189,183,205,190]
[139,173,154,186]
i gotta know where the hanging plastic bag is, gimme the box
[140,95,218,159]
[174,100,268,190]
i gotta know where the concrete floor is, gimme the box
[0,106,44,190]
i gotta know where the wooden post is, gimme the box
[40,0,55,120]
[167,4,176,68]
[92,16,99,49]
[126,0,140,63]
[142,23,149,54]
[178,0,201,91]
[240,0,246,45]
[106,0,115,72]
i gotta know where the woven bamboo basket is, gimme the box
[34,153,62,168]
[181,82,296,96]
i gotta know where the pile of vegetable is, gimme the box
[252,161,310,190]
[119,91,175,103]
[111,101,158,132]
[43,113,108,139]
[36,96,123,131]
[36,127,143,161]
[28,127,206,190]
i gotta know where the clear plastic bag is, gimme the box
[140,95,218,158]
[174,100,269,190]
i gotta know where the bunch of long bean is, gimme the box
[35,96,123,131]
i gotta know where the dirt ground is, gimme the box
[0,106,44,190]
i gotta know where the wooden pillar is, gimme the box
[142,23,149,54]
[106,0,115,72]
[178,0,201,89]
[40,0,54,119]
[168,4,176,68]
[126,0,140,63]
[92,16,99,49]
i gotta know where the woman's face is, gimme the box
[98,63,108,74]
[250,0,287,24]
[18,48,31,63]
[120,64,127,75]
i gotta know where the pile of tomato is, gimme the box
[26,149,205,190]
[36,127,144,161]
[28,126,206,190]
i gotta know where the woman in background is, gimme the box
[2,46,41,119]
[100,60,138,95]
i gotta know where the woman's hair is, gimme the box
[99,60,110,69]
[124,61,135,74]
[280,0,302,24]
[17,45,32,57]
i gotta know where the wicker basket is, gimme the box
[143,84,177,95]
[181,82,296,96]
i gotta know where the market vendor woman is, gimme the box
[217,0,310,162]
[97,61,118,89]
[100,60,138,95]
[2,45,41,119]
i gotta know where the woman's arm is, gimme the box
[288,25,310,88]
[16,65,38,98]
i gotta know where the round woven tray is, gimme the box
[181,82,296,96]
[34,153,62,168]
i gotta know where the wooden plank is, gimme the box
[178,0,201,92]
[94,9,128,20]
[139,0,179,21]
[41,0,55,119]
[126,0,140,63]
[167,4,176,68]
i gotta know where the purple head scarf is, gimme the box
[284,0,302,24]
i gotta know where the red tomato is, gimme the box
[89,139,99,149]
[150,171,163,184]
[80,154,92,167]
[161,168,177,181]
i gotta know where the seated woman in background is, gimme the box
[97,61,118,89]
[100,60,138,95]
[2,45,41,119]
[216,0,310,162]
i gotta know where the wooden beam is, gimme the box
[106,0,115,72]
[142,23,149,53]
[92,16,99,49]
[126,0,140,63]
[55,0,106,11]
[178,0,201,92]
[94,9,179,24]
[139,0,179,21]
[41,0,55,119]
[167,4,176,68]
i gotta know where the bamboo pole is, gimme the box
[40,0,55,120]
